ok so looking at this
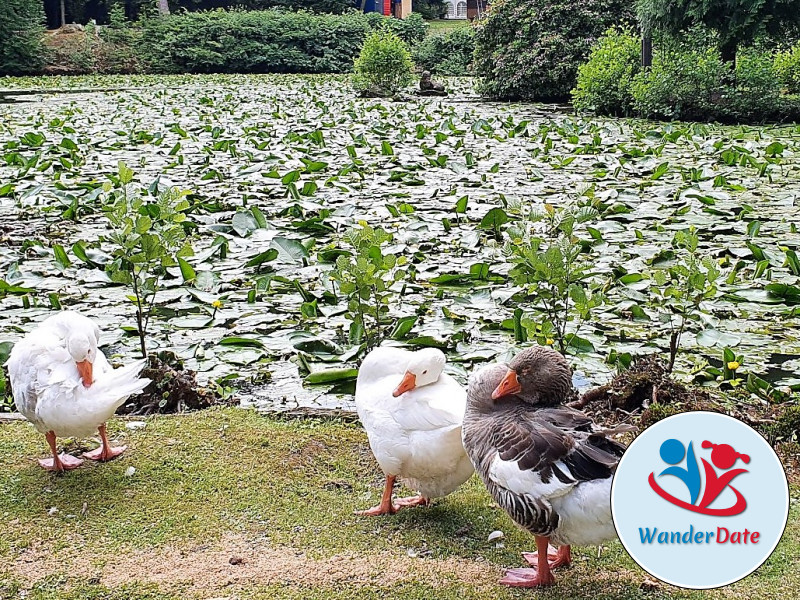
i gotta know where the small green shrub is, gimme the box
[352,30,415,96]
[412,26,475,76]
[572,26,640,116]
[0,0,45,75]
[474,0,635,101]
[774,44,800,94]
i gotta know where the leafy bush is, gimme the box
[572,27,640,116]
[630,46,789,122]
[474,0,635,101]
[352,30,415,96]
[412,26,475,76]
[630,47,728,121]
[774,44,800,94]
[0,0,45,75]
[138,9,376,74]
[382,12,429,47]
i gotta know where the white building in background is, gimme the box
[444,1,468,18]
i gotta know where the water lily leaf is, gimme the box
[306,368,359,385]
[219,337,265,348]
[232,210,260,237]
[271,236,309,263]
[245,249,279,268]
[178,258,195,283]
[53,244,71,270]
[696,329,741,348]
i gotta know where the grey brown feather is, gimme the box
[462,349,627,542]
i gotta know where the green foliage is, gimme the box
[367,12,429,47]
[103,162,195,358]
[0,0,45,75]
[630,45,791,122]
[647,228,720,372]
[774,43,800,93]
[636,0,800,61]
[329,224,408,350]
[572,27,641,116]
[138,9,376,74]
[473,0,635,101]
[352,30,415,97]
[412,26,475,76]
[505,204,605,353]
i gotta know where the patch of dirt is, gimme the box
[573,355,800,483]
[119,354,227,416]
[9,534,500,594]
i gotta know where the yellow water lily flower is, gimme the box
[727,361,740,371]
[545,338,555,346]
[212,300,223,309]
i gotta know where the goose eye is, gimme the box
[423,370,428,375]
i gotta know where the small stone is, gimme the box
[125,467,136,477]
[229,556,244,565]
[126,421,147,430]
[487,530,504,542]
[640,577,661,592]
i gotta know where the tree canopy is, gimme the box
[637,0,800,62]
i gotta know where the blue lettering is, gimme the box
[639,528,658,543]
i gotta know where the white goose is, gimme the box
[5,311,150,472]
[354,346,474,516]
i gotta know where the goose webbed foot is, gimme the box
[523,544,571,569]
[82,424,127,462]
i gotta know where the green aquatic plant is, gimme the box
[103,162,195,358]
[505,204,605,353]
[329,223,408,351]
[648,227,720,373]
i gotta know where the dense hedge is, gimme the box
[473,0,635,101]
[135,10,427,75]
[573,28,800,123]
[0,0,45,75]
[412,25,475,76]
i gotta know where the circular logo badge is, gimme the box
[611,411,789,589]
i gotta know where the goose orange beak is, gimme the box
[492,369,521,400]
[76,360,93,388]
[392,371,416,397]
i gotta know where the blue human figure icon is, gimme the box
[658,439,701,505]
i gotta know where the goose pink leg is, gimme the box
[39,431,83,473]
[523,544,572,570]
[356,475,400,516]
[395,495,430,508]
[500,535,557,587]
[82,424,127,462]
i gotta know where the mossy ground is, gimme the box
[0,407,797,600]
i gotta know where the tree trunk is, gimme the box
[158,0,170,15]
[720,39,737,86]
[641,35,652,68]
[60,0,66,27]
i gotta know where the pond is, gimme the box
[1,74,799,413]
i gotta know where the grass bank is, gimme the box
[0,407,797,599]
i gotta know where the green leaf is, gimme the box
[270,236,309,263]
[479,207,509,231]
[53,245,71,270]
[219,337,265,348]
[178,258,195,282]
[245,249,279,268]
[306,368,359,385]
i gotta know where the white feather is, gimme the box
[355,346,473,499]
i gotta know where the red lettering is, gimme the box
[717,527,729,543]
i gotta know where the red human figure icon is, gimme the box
[698,441,750,510]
